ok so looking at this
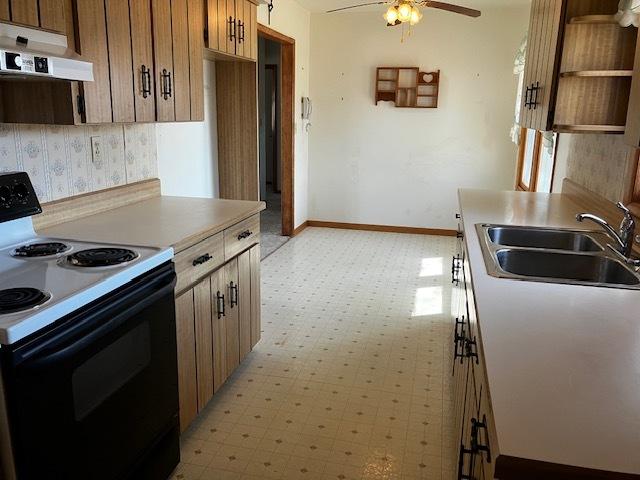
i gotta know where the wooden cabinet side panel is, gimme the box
[175,290,198,432]
[152,0,176,122]
[0,0,9,21]
[194,277,214,410]
[171,0,191,121]
[75,0,113,124]
[211,268,228,392]
[10,0,38,26]
[129,0,156,122]
[188,0,205,121]
[105,0,135,123]
[238,249,252,360]
[39,0,67,32]
[625,29,640,147]
[224,258,240,375]
[249,244,261,348]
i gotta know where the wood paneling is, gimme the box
[75,0,113,124]
[238,249,251,360]
[0,0,9,21]
[174,232,224,295]
[223,213,260,259]
[34,179,161,230]
[130,0,156,122]
[216,61,259,201]
[39,0,66,32]
[561,23,637,72]
[194,277,214,410]
[171,0,191,121]
[188,0,205,121]
[223,259,240,375]
[152,0,176,121]
[105,0,135,123]
[249,244,261,348]
[10,0,38,26]
[175,290,198,432]
[211,268,227,392]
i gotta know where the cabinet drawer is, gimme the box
[224,214,260,260]
[175,232,224,294]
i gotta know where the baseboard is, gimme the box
[306,220,457,236]
[292,221,308,236]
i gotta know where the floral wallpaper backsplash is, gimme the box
[0,123,158,203]
[563,134,636,203]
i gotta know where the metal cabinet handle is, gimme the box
[237,230,253,240]
[161,69,172,100]
[229,16,236,40]
[192,253,212,267]
[239,21,245,42]
[451,255,462,285]
[525,81,540,110]
[471,415,492,463]
[141,65,152,99]
[457,444,475,480]
[465,337,479,364]
[453,316,466,364]
[216,291,226,319]
[230,281,239,307]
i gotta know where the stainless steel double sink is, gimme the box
[476,224,640,289]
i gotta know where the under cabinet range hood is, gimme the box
[0,21,93,81]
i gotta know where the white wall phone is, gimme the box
[302,97,312,132]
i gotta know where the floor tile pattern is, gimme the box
[174,228,456,480]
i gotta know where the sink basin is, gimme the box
[496,249,640,286]
[487,226,603,252]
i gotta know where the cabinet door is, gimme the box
[235,0,245,58]
[75,0,113,124]
[206,0,219,51]
[238,249,252,360]
[152,0,176,121]
[225,0,236,54]
[247,0,257,61]
[519,0,565,131]
[249,244,261,348]
[39,0,67,32]
[10,0,38,26]
[0,1,9,21]
[194,277,214,410]
[105,0,135,123]
[175,289,198,432]
[215,0,229,54]
[188,0,205,121]
[130,0,156,122]
[223,258,240,374]
[171,0,191,121]
[211,268,228,392]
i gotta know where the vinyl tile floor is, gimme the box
[173,227,457,480]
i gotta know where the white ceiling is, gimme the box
[295,0,531,14]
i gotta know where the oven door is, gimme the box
[1,263,179,480]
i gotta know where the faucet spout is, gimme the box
[576,213,626,252]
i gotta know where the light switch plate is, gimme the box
[90,136,103,165]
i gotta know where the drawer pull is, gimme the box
[471,415,491,463]
[192,253,213,266]
[237,230,253,240]
[230,281,238,308]
[216,291,226,319]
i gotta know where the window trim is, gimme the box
[515,127,543,192]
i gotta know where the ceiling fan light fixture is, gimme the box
[384,5,399,24]
[409,6,423,25]
[397,2,413,22]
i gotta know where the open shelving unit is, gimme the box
[375,67,440,109]
[553,6,638,133]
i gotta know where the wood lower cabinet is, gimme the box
[174,240,261,433]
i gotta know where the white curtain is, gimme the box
[510,35,527,145]
[617,0,640,27]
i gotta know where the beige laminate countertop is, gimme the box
[459,189,640,476]
[39,196,266,253]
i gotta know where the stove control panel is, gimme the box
[0,51,51,76]
[0,172,42,223]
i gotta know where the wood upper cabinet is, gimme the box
[130,0,156,123]
[38,0,67,32]
[519,0,566,131]
[105,0,135,123]
[206,0,258,61]
[0,1,9,21]
[0,0,67,31]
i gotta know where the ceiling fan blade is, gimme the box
[326,1,386,13]
[423,1,481,17]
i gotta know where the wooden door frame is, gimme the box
[258,23,295,237]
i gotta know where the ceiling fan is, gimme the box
[327,1,481,27]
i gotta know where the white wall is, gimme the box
[157,60,219,198]
[308,6,530,230]
[258,0,311,229]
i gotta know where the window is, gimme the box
[515,127,557,193]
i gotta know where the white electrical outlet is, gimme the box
[90,136,103,165]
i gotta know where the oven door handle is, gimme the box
[19,271,176,370]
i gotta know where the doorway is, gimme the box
[258,24,295,258]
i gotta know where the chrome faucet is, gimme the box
[576,202,636,258]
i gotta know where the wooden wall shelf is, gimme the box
[375,67,440,109]
[554,124,626,133]
[560,70,633,77]
[569,14,618,24]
